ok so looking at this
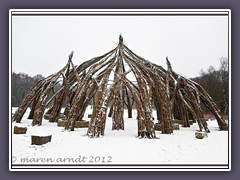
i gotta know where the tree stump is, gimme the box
[14,126,27,134]
[43,114,53,120]
[57,119,68,127]
[195,132,208,139]
[44,113,66,122]
[75,120,89,128]
[31,135,52,145]
[57,113,66,120]
[58,119,89,128]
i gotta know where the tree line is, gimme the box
[11,73,44,107]
[191,56,229,113]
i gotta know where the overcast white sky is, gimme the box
[11,12,229,78]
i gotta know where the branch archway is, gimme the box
[12,35,228,139]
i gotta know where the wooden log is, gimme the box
[48,89,65,122]
[13,126,27,134]
[13,80,44,123]
[43,113,53,120]
[31,135,52,145]
[75,121,89,128]
[87,62,117,136]
[75,79,98,121]
[87,69,131,137]
[43,113,66,121]
[112,57,125,130]
[58,113,66,120]
[123,53,156,138]
[43,113,66,122]
[66,52,116,131]
[27,93,40,119]
[58,119,89,128]
[57,119,68,127]
[122,62,133,119]
[32,76,64,125]
[195,132,208,139]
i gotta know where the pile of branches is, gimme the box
[12,35,228,138]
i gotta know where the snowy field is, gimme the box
[11,107,229,167]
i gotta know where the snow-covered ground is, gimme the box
[11,107,229,167]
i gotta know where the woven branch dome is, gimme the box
[13,35,228,138]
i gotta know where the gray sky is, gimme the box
[11,13,229,78]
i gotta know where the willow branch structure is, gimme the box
[12,35,228,138]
